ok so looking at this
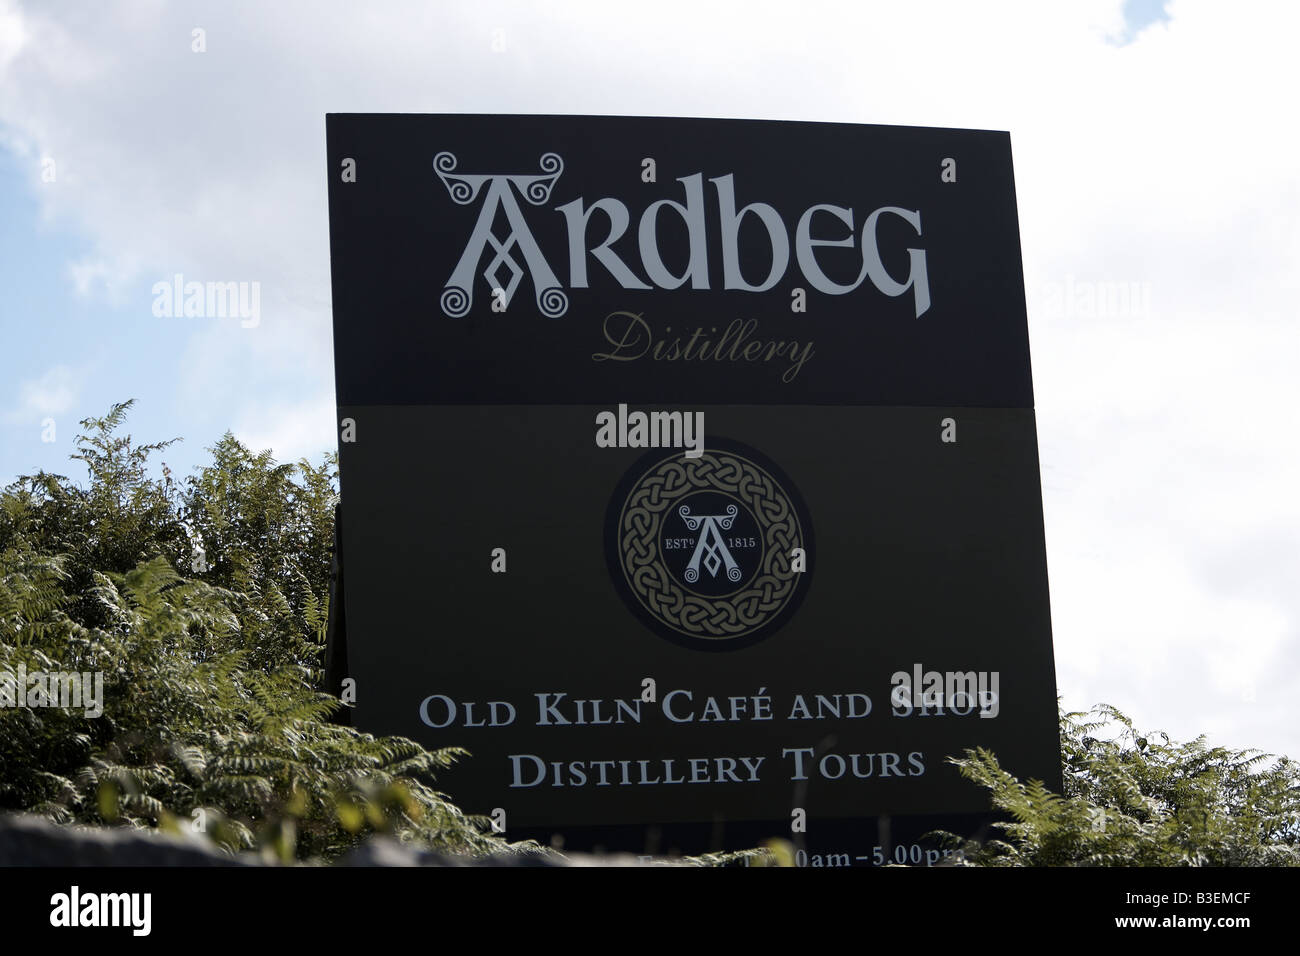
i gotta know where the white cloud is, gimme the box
[230,394,336,467]
[4,364,79,424]
[0,0,25,73]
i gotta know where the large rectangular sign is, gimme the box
[326,114,1060,863]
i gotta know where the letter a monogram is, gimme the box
[680,504,742,584]
[433,151,568,318]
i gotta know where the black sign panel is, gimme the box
[326,114,1059,863]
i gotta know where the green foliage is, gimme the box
[0,402,528,861]
[178,432,338,674]
[937,703,1300,866]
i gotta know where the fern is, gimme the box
[0,404,532,862]
[936,702,1300,866]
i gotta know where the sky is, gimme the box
[0,0,1297,761]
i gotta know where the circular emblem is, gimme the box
[605,439,814,650]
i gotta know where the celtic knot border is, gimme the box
[617,449,804,640]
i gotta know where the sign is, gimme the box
[325,114,1060,863]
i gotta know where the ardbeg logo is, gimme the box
[433,150,933,320]
[679,502,743,588]
[606,440,813,649]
